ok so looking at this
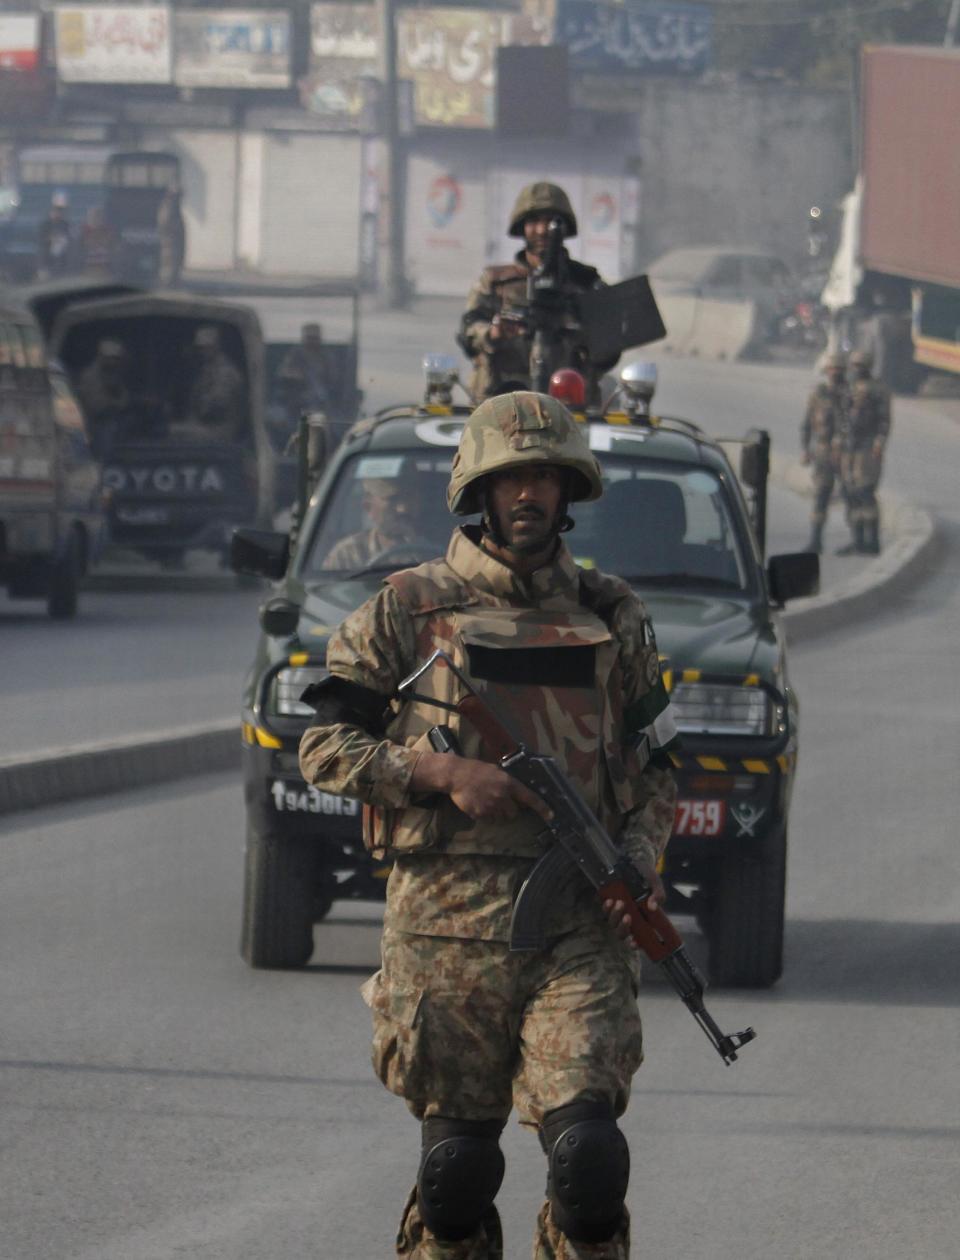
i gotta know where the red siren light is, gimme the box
[548,368,586,408]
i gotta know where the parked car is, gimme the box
[0,298,104,617]
[230,360,818,987]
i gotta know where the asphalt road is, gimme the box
[2,303,957,1256]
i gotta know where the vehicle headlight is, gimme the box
[670,683,776,736]
[269,666,329,718]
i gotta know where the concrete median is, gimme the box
[0,720,238,817]
[657,294,760,361]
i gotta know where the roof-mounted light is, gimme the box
[549,368,586,409]
[618,360,658,424]
[423,353,460,406]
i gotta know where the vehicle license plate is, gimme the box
[674,799,726,837]
[116,506,169,525]
[270,780,359,816]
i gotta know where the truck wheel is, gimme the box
[704,826,786,989]
[47,531,81,620]
[240,824,319,968]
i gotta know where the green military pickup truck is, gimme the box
[231,359,818,987]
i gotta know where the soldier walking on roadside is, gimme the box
[299,392,678,1259]
[800,352,848,553]
[836,348,891,555]
[458,183,611,405]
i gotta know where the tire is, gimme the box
[704,826,786,989]
[240,824,320,969]
[47,531,81,620]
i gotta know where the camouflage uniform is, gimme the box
[181,346,245,445]
[459,184,606,404]
[300,393,677,1259]
[837,352,891,554]
[75,342,131,458]
[800,359,847,553]
[323,527,387,571]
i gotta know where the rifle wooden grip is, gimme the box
[599,879,684,963]
[458,695,520,761]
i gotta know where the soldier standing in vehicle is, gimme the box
[74,338,131,457]
[156,182,186,286]
[38,191,73,279]
[836,348,891,555]
[277,322,331,418]
[800,352,847,553]
[299,392,677,1260]
[459,183,609,404]
[177,325,245,445]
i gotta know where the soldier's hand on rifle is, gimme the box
[603,859,665,947]
[490,313,526,342]
[412,751,552,823]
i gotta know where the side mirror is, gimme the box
[231,527,290,581]
[259,595,300,637]
[767,551,819,604]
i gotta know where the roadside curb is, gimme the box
[1,466,936,819]
[0,720,238,818]
[771,454,938,639]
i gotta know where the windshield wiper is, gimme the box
[621,573,742,591]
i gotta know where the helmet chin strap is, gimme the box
[480,481,574,555]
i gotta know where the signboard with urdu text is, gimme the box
[556,0,712,76]
[55,5,172,84]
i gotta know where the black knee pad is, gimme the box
[541,1100,630,1244]
[417,1116,505,1242]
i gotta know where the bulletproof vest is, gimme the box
[362,560,647,860]
[847,380,886,446]
[809,384,844,442]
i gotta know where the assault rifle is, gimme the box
[500,216,579,393]
[397,650,756,1066]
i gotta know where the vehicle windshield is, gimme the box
[300,449,749,591]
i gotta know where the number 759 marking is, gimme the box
[674,799,725,836]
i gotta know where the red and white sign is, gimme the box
[55,5,172,84]
[674,800,726,838]
[0,14,40,71]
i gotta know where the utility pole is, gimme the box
[945,0,960,46]
[377,0,408,308]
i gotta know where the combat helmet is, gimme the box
[508,182,578,239]
[448,391,603,515]
[823,351,847,373]
[849,348,874,371]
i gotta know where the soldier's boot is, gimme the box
[861,519,881,555]
[805,521,824,554]
[835,524,861,556]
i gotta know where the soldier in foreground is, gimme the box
[300,393,677,1258]
[836,348,891,555]
[800,352,847,553]
[458,183,609,403]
